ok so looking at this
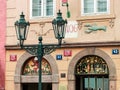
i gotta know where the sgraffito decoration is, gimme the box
[84,24,106,33]
[75,55,109,75]
[23,57,52,75]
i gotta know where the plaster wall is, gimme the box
[5,47,120,90]
[0,0,6,89]
[6,0,120,45]
[6,0,120,90]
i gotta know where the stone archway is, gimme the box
[14,52,59,90]
[68,48,116,90]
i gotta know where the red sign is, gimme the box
[64,50,72,56]
[10,55,17,61]
[62,0,67,3]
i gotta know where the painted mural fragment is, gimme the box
[23,58,52,75]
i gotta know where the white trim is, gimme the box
[107,0,110,14]
[30,0,32,19]
[53,0,56,17]
[81,0,84,15]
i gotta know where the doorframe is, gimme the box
[68,48,116,90]
[14,52,59,90]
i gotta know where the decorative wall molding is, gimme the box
[6,41,120,50]
[77,17,115,30]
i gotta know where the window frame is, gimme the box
[30,0,56,19]
[81,0,110,16]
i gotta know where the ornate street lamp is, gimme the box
[52,10,67,45]
[15,12,30,47]
[14,10,67,90]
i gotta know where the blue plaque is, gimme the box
[112,49,119,54]
[56,55,62,60]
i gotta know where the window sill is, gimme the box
[76,14,115,21]
[29,17,54,24]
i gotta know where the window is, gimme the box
[75,55,109,90]
[81,0,110,15]
[30,0,55,18]
[76,75,109,90]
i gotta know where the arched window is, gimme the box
[75,55,109,75]
[22,57,52,75]
[75,55,109,90]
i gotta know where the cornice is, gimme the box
[5,41,120,50]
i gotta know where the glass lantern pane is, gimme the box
[52,24,58,39]
[15,25,20,40]
[19,26,25,40]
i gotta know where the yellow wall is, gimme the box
[6,0,120,90]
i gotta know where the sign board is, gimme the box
[64,50,72,56]
[56,55,62,60]
[65,21,79,38]
[112,49,119,54]
[62,0,67,3]
[10,55,17,61]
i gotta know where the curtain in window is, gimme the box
[32,0,41,16]
[84,0,94,13]
[46,0,53,16]
[97,0,107,12]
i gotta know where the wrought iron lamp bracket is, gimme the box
[22,44,60,56]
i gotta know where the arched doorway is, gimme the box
[14,52,59,90]
[75,55,109,90]
[68,48,116,90]
[22,57,52,90]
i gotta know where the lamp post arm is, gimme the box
[22,43,60,56]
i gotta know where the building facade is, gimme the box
[0,0,6,89]
[6,0,120,90]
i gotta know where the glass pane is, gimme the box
[32,0,41,16]
[104,78,109,90]
[84,0,94,13]
[97,77,103,90]
[97,0,107,12]
[89,78,95,90]
[46,0,53,16]
[84,78,88,90]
